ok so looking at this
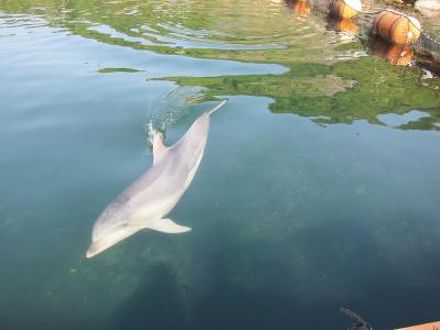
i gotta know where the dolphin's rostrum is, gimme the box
[86,100,227,258]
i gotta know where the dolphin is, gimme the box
[86,100,226,258]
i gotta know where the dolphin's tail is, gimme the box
[207,100,227,115]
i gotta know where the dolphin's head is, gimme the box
[86,235,119,258]
[86,222,143,258]
[86,240,107,259]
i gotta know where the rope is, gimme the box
[358,9,382,15]
[419,33,440,58]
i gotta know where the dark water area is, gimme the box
[1,1,440,329]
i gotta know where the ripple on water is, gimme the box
[0,0,370,64]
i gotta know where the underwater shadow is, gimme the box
[187,218,382,330]
[187,212,440,330]
[111,262,188,330]
[110,216,440,330]
[192,289,342,330]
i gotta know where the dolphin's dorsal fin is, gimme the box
[147,218,191,234]
[152,132,168,164]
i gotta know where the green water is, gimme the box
[1,1,440,329]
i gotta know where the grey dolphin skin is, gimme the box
[86,100,227,258]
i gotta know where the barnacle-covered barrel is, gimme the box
[328,0,362,19]
[373,9,421,45]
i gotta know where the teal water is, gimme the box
[1,1,440,329]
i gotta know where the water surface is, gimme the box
[1,1,440,329]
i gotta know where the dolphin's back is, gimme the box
[94,110,212,231]
[132,111,212,207]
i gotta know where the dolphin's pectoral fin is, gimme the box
[152,132,168,164]
[147,218,192,234]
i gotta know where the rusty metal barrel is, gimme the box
[373,9,421,45]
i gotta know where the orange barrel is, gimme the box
[328,0,362,19]
[368,36,414,66]
[373,9,421,45]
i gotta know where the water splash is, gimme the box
[145,86,208,147]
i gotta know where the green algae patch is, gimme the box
[98,67,145,74]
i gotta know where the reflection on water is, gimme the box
[1,1,440,329]
[287,0,311,17]
[368,35,414,66]
[165,57,440,129]
[327,16,359,35]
